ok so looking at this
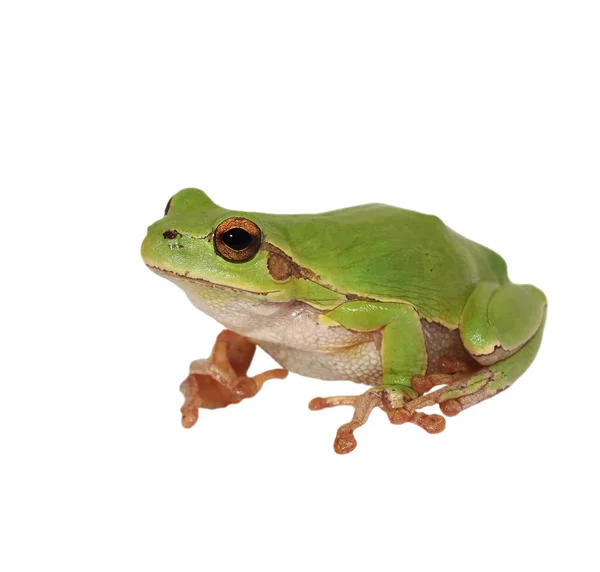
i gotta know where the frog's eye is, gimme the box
[164,196,174,216]
[214,217,262,262]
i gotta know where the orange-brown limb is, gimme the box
[309,389,445,454]
[180,329,288,428]
[411,356,476,394]
[405,368,496,417]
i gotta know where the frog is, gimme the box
[141,188,547,454]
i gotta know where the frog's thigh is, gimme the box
[460,281,547,366]
[326,301,426,390]
[427,316,546,418]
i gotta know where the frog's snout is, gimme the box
[161,228,184,250]
[141,223,184,264]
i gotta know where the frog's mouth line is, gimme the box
[145,264,281,296]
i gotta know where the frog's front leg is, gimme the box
[180,329,288,428]
[309,301,445,454]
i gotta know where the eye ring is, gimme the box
[214,217,262,262]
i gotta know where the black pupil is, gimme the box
[222,228,253,251]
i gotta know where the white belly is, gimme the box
[168,275,383,384]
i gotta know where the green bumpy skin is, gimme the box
[141,188,547,453]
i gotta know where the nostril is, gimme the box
[163,230,182,240]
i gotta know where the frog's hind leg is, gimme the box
[461,282,547,367]
[406,320,544,418]
[409,282,547,418]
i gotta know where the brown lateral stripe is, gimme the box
[266,244,319,282]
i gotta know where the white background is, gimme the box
[1,2,598,571]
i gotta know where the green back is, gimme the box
[254,203,508,327]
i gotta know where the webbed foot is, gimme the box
[180,330,288,428]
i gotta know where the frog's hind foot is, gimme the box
[180,329,288,428]
[310,324,545,453]
[406,368,502,418]
[309,387,445,454]
[410,356,476,394]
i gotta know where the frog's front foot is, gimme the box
[309,386,445,454]
[180,329,288,428]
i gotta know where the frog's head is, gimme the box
[142,188,344,310]
[141,188,281,293]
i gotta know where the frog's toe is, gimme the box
[386,409,446,433]
[309,390,382,453]
[411,373,456,395]
[334,425,358,454]
[180,388,201,429]
[437,383,506,417]
[308,395,360,410]
[439,399,462,416]
[410,356,477,394]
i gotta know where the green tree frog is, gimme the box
[141,188,546,453]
